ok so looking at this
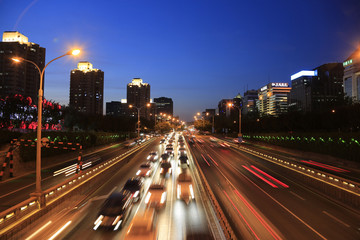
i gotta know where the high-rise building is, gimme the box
[343,48,360,101]
[127,78,150,118]
[218,99,232,117]
[0,31,45,102]
[154,97,173,116]
[70,61,104,115]
[242,90,258,115]
[290,64,344,113]
[257,82,291,116]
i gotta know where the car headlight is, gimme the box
[133,190,139,198]
[147,156,150,160]
[160,192,167,204]
[136,170,141,175]
[177,185,181,199]
[145,192,151,204]
[146,170,151,176]
[190,184,194,199]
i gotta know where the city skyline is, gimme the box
[1,0,360,121]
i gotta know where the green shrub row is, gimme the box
[244,132,360,163]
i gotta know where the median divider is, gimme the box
[0,138,155,240]
[186,141,236,240]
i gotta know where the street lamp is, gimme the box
[12,49,80,197]
[129,103,151,138]
[228,102,242,139]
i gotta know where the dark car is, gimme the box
[178,155,189,168]
[122,177,144,202]
[160,153,170,163]
[93,190,133,231]
[160,161,172,176]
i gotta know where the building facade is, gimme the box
[127,78,151,118]
[343,48,360,101]
[242,89,258,115]
[154,97,173,116]
[290,64,344,113]
[218,99,232,117]
[70,61,104,115]
[0,31,45,102]
[257,82,291,116]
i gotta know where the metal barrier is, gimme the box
[0,138,154,239]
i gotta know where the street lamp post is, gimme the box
[129,103,150,138]
[228,103,242,139]
[12,49,80,198]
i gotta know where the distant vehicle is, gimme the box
[147,151,158,162]
[166,144,173,148]
[160,161,172,177]
[178,155,189,168]
[178,147,186,155]
[219,142,230,148]
[93,190,133,231]
[124,140,137,148]
[210,137,218,142]
[159,139,166,144]
[177,173,195,204]
[122,177,144,202]
[145,182,167,209]
[188,138,195,144]
[136,162,153,177]
[165,147,174,156]
[124,208,158,240]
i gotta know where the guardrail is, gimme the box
[224,140,360,207]
[186,141,237,240]
[0,138,155,239]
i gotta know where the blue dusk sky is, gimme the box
[1,0,360,121]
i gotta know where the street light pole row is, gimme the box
[129,103,150,139]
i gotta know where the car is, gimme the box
[136,162,153,177]
[178,147,186,155]
[122,177,144,202]
[188,138,195,144]
[177,173,195,204]
[159,139,165,144]
[160,161,172,177]
[145,182,167,209]
[178,155,189,168]
[124,208,158,240]
[210,137,218,142]
[219,142,230,148]
[93,190,133,231]
[147,151,158,162]
[164,147,174,156]
[160,153,170,163]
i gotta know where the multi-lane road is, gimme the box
[188,135,360,240]
[17,135,213,240]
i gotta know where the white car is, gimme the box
[136,162,153,177]
[145,183,167,209]
[147,151,158,162]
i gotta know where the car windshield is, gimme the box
[124,180,140,191]
[140,164,150,168]
[100,196,126,215]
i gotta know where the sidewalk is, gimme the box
[0,141,126,183]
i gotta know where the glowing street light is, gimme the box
[129,103,151,138]
[228,102,242,140]
[12,49,81,200]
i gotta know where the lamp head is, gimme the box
[67,49,81,56]
[228,103,233,107]
[146,103,151,107]
[11,57,21,63]
[129,104,133,108]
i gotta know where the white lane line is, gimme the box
[322,211,350,228]
[25,221,52,240]
[48,220,72,240]
[289,191,305,201]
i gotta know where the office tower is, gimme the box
[106,99,130,117]
[290,64,343,113]
[218,99,232,117]
[343,48,360,101]
[127,78,150,118]
[0,31,45,102]
[70,61,104,115]
[154,97,173,116]
[242,90,258,115]
[257,83,291,116]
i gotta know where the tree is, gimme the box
[155,122,173,133]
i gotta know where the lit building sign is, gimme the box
[291,70,317,81]
[271,83,289,87]
[121,99,127,103]
[2,31,29,45]
[343,59,353,67]
[78,62,93,72]
[260,86,267,92]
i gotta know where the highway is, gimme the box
[188,135,360,240]
[19,135,213,240]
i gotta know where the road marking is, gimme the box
[48,220,72,240]
[289,191,305,201]
[25,221,52,240]
[322,211,350,228]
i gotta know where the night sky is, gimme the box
[1,0,360,121]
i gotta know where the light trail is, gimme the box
[25,221,52,240]
[251,165,289,188]
[207,154,219,166]
[242,165,278,188]
[200,154,211,166]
